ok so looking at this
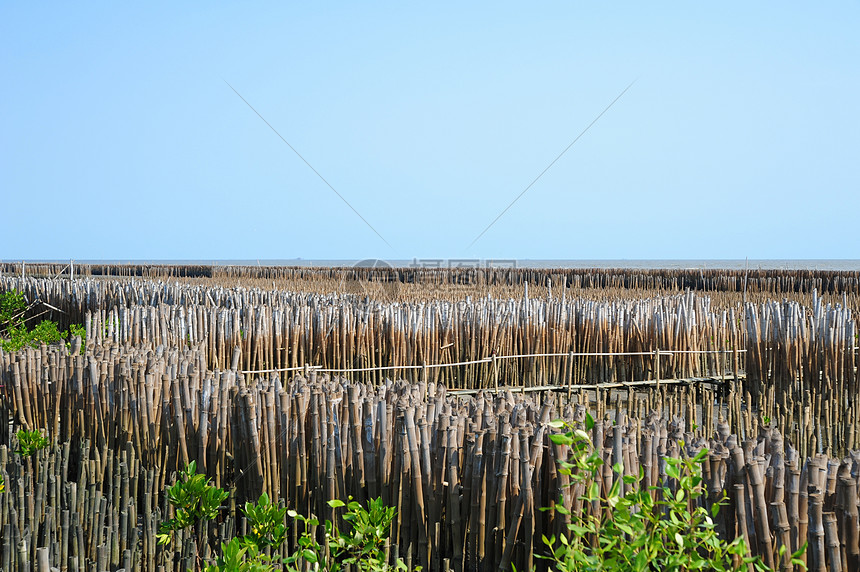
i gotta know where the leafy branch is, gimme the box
[543,415,806,572]
[16,429,49,457]
[0,290,85,352]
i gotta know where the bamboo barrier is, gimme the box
[3,276,750,386]
[3,361,860,571]
[3,263,860,297]
[1,276,856,422]
[0,269,858,570]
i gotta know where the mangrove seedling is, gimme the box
[16,429,49,457]
[158,461,229,569]
[543,415,806,572]
[1,290,86,352]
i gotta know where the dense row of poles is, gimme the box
[0,269,858,571]
[1,339,859,571]
[1,275,857,452]
[3,262,860,295]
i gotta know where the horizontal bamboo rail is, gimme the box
[240,349,748,375]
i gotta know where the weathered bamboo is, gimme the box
[2,267,860,571]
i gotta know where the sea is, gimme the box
[9,259,860,271]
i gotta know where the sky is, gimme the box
[2,2,858,262]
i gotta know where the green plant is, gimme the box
[202,492,288,572]
[0,290,85,352]
[243,492,288,549]
[30,319,64,344]
[158,461,230,569]
[0,290,27,326]
[1,291,37,351]
[16,429,49,457]
[158,478,403,572]
[65,323,86,354]
[207,495,404,572]
[327,497,404,571]
[282,497,406,572]
[544,415,806,572]
[0,473,5,493]
[282,507,325,571]
[1,323,33,351]
[206,538,276,572]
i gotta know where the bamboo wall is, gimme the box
[2,276,751,387]
[0,270,858,571]
[3,262,860,296]
[1,275,857,455]
[1,275,856,410]
[1,346,858,572]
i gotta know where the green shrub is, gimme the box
[0,290,26,325]
[158,462,404,572]
[283,496,405,572]
[7,318,69,351]
[1,324,32,352]
[206,538,277,572]
[327,497,403,571]
[66,323,86,354]
[16,429,49,457]
[1,290,31,351]
[0,290,85,352]
[158,461,230,543]
[243,492,288,550]
[202,492,288,571]
[202,494,404,572]
[158,461,230,569]
[30,319,64,344]
[544,415,806,572]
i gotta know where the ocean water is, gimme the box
[12,259,860,271]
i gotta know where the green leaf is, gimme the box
[792,542,808,560]
[297,549,316,563]
[573,429,591,443]
[665,462,681,480]
[585,411,595,431]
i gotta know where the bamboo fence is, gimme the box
[1,354,859,571]
[0,270,858,571]
[3,263,860,297]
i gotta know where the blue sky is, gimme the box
[2,2,858,261]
